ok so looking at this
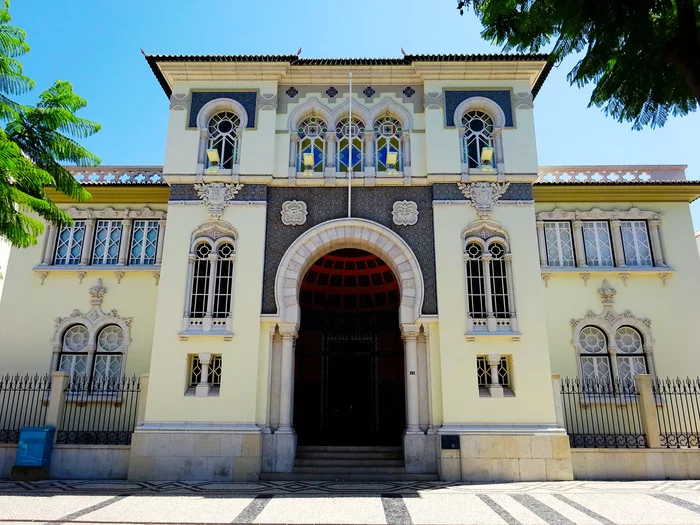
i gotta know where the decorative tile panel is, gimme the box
[189,91,258,128]
[169,184,267,201]
[432,183,533,201]
[444,90,513,127]
[262,187,437,315]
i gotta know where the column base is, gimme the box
[261,429,297,473]
[403,431,438,474]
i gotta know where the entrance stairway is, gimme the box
[261,446,439,481]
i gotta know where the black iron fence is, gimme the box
[654,378,700,449]
[55,375,141,445]
[560,376,647,448]
[0,374,52,443]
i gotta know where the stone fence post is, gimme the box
[137,374,150,427]
[45,372,68,441]
[551,374,565,429]
[635,374,661,448]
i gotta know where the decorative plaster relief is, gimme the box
[424,92,445,110]
[392,200,419,226]
[458,182,511,219]
[169,93,190,111]
[280,200,308,226]
[512,92,534,109]
[257,93,278,111]
[195,182,244,219]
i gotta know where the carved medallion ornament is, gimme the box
[54,279,132,329]
[281,200,308,226]
[458,182,510,219]
[195,182,244,219]
[392,200,419,226]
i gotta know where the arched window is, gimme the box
[373,115,402,172]
[297,116,327,173]
[579,326,612,384]
[463,225,517,334]
[207,111,241,170]
[184,224,237,333]
[461,110,494,169]
[336,117,365,172]
[59,325,89,380]
[93,325,125,382]
[615,326,647,385]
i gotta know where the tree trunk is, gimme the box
[671,0,700,104]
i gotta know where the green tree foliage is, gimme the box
[0,0,99,248]
[458,0,700,129]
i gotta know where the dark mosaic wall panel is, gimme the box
[169,184,268,201]
[432,183,533,201]
[188,91,258,128]
[262,187,437,315]
[444,90,513,127]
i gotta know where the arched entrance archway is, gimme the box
[294,249,405,446]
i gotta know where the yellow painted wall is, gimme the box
[143,202,267,424]
[537,201,700,379]
[0,207,163,376]
[433,203,557,426]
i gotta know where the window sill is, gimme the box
[541,266,673,274]
[65,393,125,404]
[184,387,220,397]
[466,331,521,342]
[179,330,233,342]
[479,388,515,398]
[34,264,161,272]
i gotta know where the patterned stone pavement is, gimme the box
[2,480,700,524]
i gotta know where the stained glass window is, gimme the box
[374,115,402,172]
[336,117,364,172]
[297,116,327,173]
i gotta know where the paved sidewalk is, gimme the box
[2,480,700,524]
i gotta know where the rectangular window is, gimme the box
[476,356,510,389]
[189,354,222,391]
[544,221,575,267]
[615,356,647,386]
[54,221,86,265]
[92,354,123,382]
[59,354,88,381]
[129,220,159,265]
[580,355,612,385]
[92,220,122,265]
[582,221,614,267]
[620,221,653,266]
[466,258,486,320]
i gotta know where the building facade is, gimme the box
[1,53,700,482]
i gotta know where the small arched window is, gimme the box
[373,115,402,172]
[297,116,327,173]
[93,325,125,382]
[207,112,241,170]
[184,229,237,333]
[615,326,647,385]
[579,326,612,385]
[461,110,494,169]
[59,325,89,380]
[336,117,365,172]
[463,230,517,333]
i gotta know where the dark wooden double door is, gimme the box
[294,326,405,446]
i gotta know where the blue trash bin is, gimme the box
[16,426,55,468]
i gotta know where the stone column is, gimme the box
[536,221,548,267]
[202,253,218,331]
[611,220,626,266]
[504,254,518,332]
[459,128,469,178]
[84,343,96,386]
[278,325,298,432]
[487,353,504,398]
[364,130,375,169]
[325,132,336,169]
[401,130,411,170]
[196,353,211,397]
[492,128,504,174]
[196,128,208,175]
[648,219,665,267]
[481,254,496,331]
[155,219,166,265]
[80,218,96,266]
[289,131,299,169]
[573,220,587,267]
[608,346,620,387]
[118,219,133,266]
[42,225,58,265]
[50,345,61,373]
[182,254,196,331]
[401,324,420,432]
[635,374,661,448]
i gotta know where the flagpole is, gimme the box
[347,72,352,218]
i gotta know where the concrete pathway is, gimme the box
[2,480,700,524]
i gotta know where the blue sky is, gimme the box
[10,0,700,229]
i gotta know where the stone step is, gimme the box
[293,466,407,474]
[261,472,439,481]
[295,451,403,460]
[295,458,405,468]
[296,446,402,453]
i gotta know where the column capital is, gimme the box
[573,220,583,228]
[401,130,410,142]
[198,352,212,365]
[290,131,300,143]
[535,220,544,230]
[487,353,502,366]
[481,254,492,263]
[279,323,298,340]
[363,130,375,142]
[325,131,337,142]
[400,323,420,341]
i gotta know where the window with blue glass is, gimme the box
[129,220,159,265]
[92,220,122,265]
[336,117,365,172]
[54,221,86,265]
[297,116,327,173]
[374,115,402,172]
